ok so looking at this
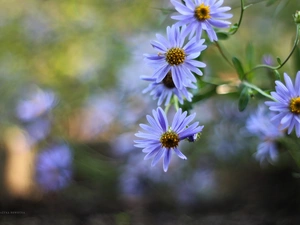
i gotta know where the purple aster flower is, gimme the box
[265,71,300,137]
[144,25,207,90]
[35,144,73,192]
[134,107,204,172]
[16,87,56,122]
[141,71,195,106]
[246,105,284,165]
[170,0,232,42]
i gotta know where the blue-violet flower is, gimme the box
[144,25,207,90]
[134,107,204,172]
[170,0,232,41]
[265,71,300,137]
[35,144,73,191]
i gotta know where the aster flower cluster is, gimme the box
[135,0,232,171]
[134,0,300,171]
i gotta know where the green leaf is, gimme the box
[238,87,250,112]
[276,57,282,65]
[273,70,281,81]
[216,32,229,40]
[229,23,238,33]
[243,4,253,10]
[232,57,245,80]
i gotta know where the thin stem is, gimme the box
[230,0,246,35]
[165,96,180,114]
[214,41,234,67]
[164,103,171,114]
[244,24,300,76]
[242,81,275,100]
[173,96,179,111]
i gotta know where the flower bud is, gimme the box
[294,10,300,24]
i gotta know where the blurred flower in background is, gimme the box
[15,86,57,146]
[207,99,251,160]
[16,86,56,122]
[246,104,284,165]
[35,143,73,192]
[262,54,275,66]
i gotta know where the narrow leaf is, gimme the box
[229,23,238,33]
[273,70,281,81]
[276,57,282,65]
[238,87,250,112]
[232,57,245,80]
[216,32,229,40]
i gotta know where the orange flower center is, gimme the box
[289,97,300,114]
[166,47,185,65]
[195,3,211,21]
[160,131,179,148]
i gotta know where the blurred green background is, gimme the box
[1,0,300,224]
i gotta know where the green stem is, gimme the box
[214,41,234,67]
[244,24,300,76]
[173,96,179,111]
[164,103,171,114]
[164,96,180,114]
[230,0,247,35]
[242,81,275,100]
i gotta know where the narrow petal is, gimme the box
[155,64,170,83]
[295,71,300,95]
[171,0,194,15]
[208,19,231,28]
[284,73,296,96]
[144,147,160,160]
[151,148,165,167]
[163,149,171,172]
[150,40,167,52]
[157,107,168,132]
[174,147,187,160]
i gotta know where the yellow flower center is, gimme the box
[195,3,211,21]
[160,131,179,148]
[162,71,175,89]
[166,47,186,65]
[289,97,300,114]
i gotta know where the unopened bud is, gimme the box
[294,10,300,24]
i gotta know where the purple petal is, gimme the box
[151,148,165,166]
[174,147,187,160]
[163,149,171,172]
